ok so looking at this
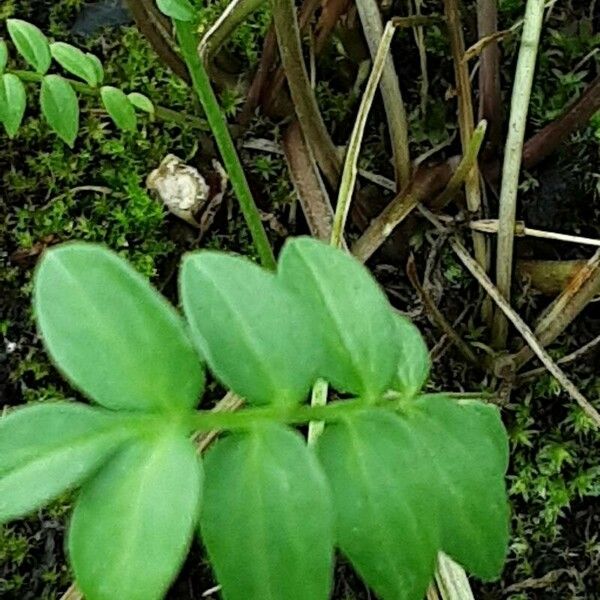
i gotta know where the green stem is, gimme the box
[189,396,371,432]
[11,69,204,129]
[492,0,545,348]
[174,20,276,269]
[184,391,481,434]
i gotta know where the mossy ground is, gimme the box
[0,0,599,597]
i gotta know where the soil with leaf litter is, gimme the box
[1,0,599,598]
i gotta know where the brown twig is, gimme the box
[282,121,338,242]
[451,232,600,426]
[522,76,600,169]
[271,0,342,188]
[351,163,453,262]
[477,0,502,155]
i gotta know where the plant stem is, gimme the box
[174,20,276,269]
[492,0,545,348]
[443,0,488,281]
[189,396,370,432]
[12,69,203,129]
[270,0,342,189]
[356,0,411,188]
[331,20,397,248]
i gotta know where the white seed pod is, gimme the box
[146,154,210,227]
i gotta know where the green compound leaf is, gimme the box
[0,40,8,73]
[34,243,204,412]
[0,402,132,524]
[181,252,320,406]
[200,423,334,600]
[317,401,509,599]
[127,92,155,114]
[392,314,430,398]
[411,395,510,579]
[278,237,399,399]
[40,74,79,146]
[0,73,26,138]
[69,429,202,600]
[316,410,439,600]
[7,19,51,74]
[86,52,104,85]
[50,42,99,86]
[156,0,196,21]
[100,86,137,131]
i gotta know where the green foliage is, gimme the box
[0,39,8,72]
[7,19,51,74]
[317,398,508,599]
[1,239,509,600]
[391,314,430,398]
[0,402,133,523]
[50,42,100,87]
[0,19,171,143]
[0,72,26,137]
[127,91,154,114]
[34,243,204,412]
[200,423,334,600]
[181,251,319,406]
[278,237,399,400]
[100,85,137,131]
[69,429,202,600]
[40,74,79,146]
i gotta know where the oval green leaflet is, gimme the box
[181,251,321,407]
[86,52,104,85]
[50,42,100,87]
[0,73,26,138]
[40,74,79,146]
[156,0,196,21]
[7,19,51,74]
[127,92,155,114]
[201,423,334,600]
[100,86,137,131]
[0,402,135,524]
[69,429,203,600]
[278,237,399,400]
[34,243,204,413]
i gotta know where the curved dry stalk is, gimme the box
[271,0,342,188]
[352,120,486,262]
[282,121,338,243]
[351,162,452,262]
[356,0,411,188]
[443,0,488,278]
[331,20,397,248]
[454,235,600,427]
[492,0,546,348]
